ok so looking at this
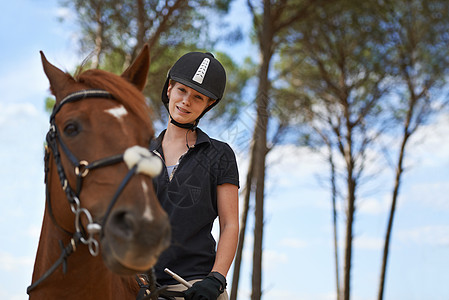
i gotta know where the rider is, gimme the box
[149,51,240,300]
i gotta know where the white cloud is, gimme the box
[280,237,308,249]
[358,195,392,215]
[55,7,74,21]
[397,225,449,246]
[0,251,34,272]
[263,249,288,270]
[27,224,43,239]
[0,102,42,127]
[264,289,302,300]
[407,113,449,168]
[0,56,51,106]
[0,289,26,300]
[404,181,449,211]
[266,144,326,187]
[0,40,80,110]
[353,235,384,250]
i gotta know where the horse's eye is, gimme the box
[63,122,80,137]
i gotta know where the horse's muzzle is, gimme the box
[101,207,171,275]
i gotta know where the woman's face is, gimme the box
[167,81,215,125]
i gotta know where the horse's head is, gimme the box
[40,45,170,276]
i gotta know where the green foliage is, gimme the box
[268,3,449,299]
[207,54,256,124]
[56,0,247,125]
[380,0,449,127]
[45,97,56,114]
[274,0,449,133]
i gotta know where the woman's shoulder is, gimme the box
[209,138,233,151]
[196,128,236,156]
[209,139,238,166]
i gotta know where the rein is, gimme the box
[135,270,186,300]
[27,90,160,297]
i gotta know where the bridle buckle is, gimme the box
[75,160,89,177]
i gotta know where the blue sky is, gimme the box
[1,1,449,300]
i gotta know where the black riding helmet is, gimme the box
[161,52,226,129]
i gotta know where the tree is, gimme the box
[378,1,449,299]
[58,0,243,123]
[275,1,393,299]
[230,1,331,299]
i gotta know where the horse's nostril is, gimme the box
[109,210,137,239]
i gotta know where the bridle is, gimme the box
[46,90,133,253]
[27,90,163,297]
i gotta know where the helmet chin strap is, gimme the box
[169,113,198,131]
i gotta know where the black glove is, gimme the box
[184,272,226,300]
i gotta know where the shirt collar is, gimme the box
[194,128,211,146]
[152,127,211,150]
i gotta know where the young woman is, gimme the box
[150,52,239,300]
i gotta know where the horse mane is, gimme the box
[75,69,153,130]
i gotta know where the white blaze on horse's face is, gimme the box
[105,105,128,120]
[141,181,154,222]
[123,146,162,222]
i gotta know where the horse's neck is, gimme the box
[30,208,138,300]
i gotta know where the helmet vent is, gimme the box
[192,58,210,84]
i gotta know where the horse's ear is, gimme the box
[40,51,75,101]
[121,44,150,91]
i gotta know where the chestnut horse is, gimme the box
[28,45,170,299]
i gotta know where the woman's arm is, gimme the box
[212,183,239,277]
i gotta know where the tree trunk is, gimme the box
[377,147,403,300]
[251,1,272,299]
[230,142,255,300]
[343,174,355,300]
[92,4,103,69]
[329,149,341,300]
[378,97,414,300]
[251,89,269,300]
[135,0,146,53]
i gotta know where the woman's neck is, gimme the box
[164,121,197,147]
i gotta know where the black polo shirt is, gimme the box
[150,128,239,285]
